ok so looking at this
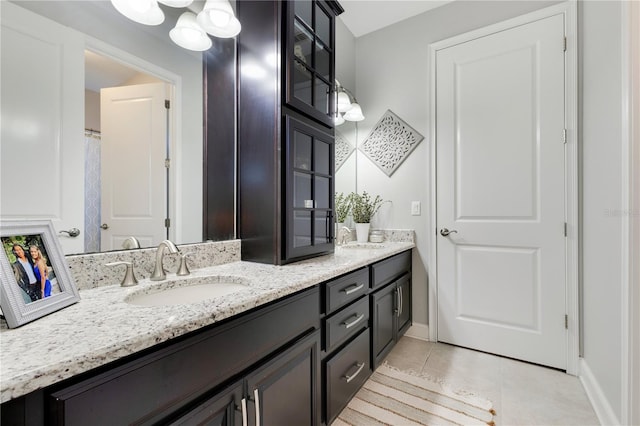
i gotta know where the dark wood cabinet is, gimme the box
[370,251,413,369]
[168,381,243,426]
[237,0,343,265]
[246,331,320,426]
[285,113,335,260]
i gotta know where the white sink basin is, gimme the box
[126,276,250,307]
[340,242,387,249]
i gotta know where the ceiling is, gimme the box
[338,0,454,38]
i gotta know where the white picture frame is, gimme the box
[0,220,80,328]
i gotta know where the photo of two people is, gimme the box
[1,235,59,304]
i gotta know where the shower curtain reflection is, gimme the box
[84,129,101,253]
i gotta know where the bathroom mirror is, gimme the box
[0,0,222,255]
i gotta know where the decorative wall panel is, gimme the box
[335,129,354,170]
[360,110,424,176]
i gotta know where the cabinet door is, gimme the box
[396,274,412,336]
[246,331,320,426]
[285,0,336,127]
[168,381,243,426]
[285,113,334,261]
[371,283,398,368]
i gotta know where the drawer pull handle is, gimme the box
[342,313,365,329]
[241,398,248,426]
[344,362,366,383]
[342,283,364,295]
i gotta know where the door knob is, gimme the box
[100,223,110,230]
[440,228,458,237]
[59,228,81,237]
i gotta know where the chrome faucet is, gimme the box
[338,226,351,245]
[151,240,179,281]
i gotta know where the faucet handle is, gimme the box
[177,253,191,276]
[106,261,139,287]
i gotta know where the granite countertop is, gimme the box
[0,242,414,403]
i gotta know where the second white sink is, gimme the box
[126,276,250,307]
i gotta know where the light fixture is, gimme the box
[197,0,242,38]
[343,103,365,121]
[110,0,164,25]
[111,0,242,51]
[337,91,353,112]
[170,12,212,51]
[334,113,345,126]
[158,0,193,7]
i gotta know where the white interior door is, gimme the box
[100,83,168,251]
[436,14,567,369]
[0,2,85,254]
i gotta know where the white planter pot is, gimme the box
[355,223,370,243]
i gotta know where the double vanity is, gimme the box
[1,239,414,425]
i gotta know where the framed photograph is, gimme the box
[0,220,80,328]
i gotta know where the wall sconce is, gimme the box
[334,80,365,124]
[110,0,241,51]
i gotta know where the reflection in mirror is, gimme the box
[1,1,219,255]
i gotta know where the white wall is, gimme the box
[351,0,559,329]
[580,1,627,423]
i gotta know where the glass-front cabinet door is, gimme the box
[286,0,335,127]
[286,113,334,260]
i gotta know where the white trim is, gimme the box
[404,323,430,341]
[83,36,183,244]
[427,1,579,374]
[579,359,621,426]
[624,2,640,424]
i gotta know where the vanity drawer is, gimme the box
[325,328,371,424]
[371,250,411,289]
[325,267,369,313]
[324,296,369,353]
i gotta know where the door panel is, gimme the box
[0,3,84,254]
[100,83,168,251]
[436,14,566,369]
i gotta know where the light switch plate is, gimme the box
[411,201,421,216]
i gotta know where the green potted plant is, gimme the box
[334,192,350,225]
[348,191,384,243]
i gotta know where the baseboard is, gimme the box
[579,358,620,425]
[404,323,430,341]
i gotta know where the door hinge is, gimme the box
[165,218,171,228]
[165,158,170,169]
[563,128,567,144]
[563,36,567,52]
[565,314,568,329]
[165,99,170,109]
[564,222,568,237]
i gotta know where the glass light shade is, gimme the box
[170,12,212,51]
[110,0,164,25]
[197,0,241,38]
[158,0,194,6]
[343,103,364,121]
[334,113,345,126]
[337,91,353,112]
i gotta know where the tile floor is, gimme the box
[382,336,600,425]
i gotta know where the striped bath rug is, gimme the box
[334,364,496,426]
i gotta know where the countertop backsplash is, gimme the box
[66,240,241,290]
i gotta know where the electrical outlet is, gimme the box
[411,201,421,216]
